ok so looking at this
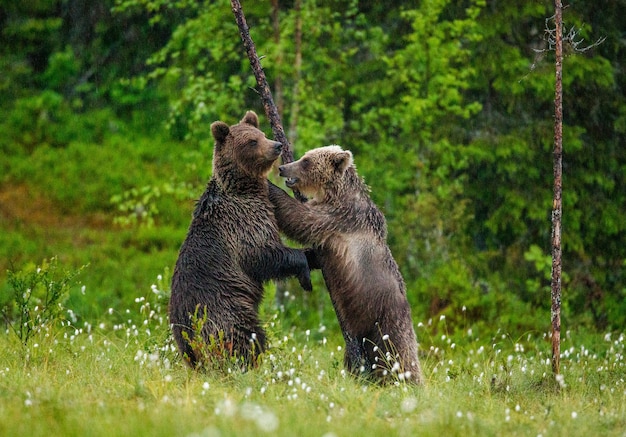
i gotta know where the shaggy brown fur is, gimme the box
[269,145,423,384]
[169,111,312,369]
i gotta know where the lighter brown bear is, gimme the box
[268,145,423,384]
[169,111,313,369]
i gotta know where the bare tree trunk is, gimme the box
[230,0,307,201]
[551,0,563,377]
[231,0,308,306]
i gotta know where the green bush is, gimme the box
[1,257,85,345]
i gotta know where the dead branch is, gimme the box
[230,0,306,202]
[534,13,606,54]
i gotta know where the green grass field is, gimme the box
[1,276,624,437]
[1,136,624,436]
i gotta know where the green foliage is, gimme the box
[343,0,487,326]
[0,3,62,96]
[274,0,375,149]
[523,244,552,293]
[111,180,196,228]
[3,131,204,219]
[3,91,72,150]
[114,0,252,141]
[1,0,626,338]
[465,2,625,330]
[41,46,81,91]
[385,0,484,125]
[1,257,85,345]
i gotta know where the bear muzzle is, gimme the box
[278,164,299,188]
[284,177,299,188]
[272,141,283,155]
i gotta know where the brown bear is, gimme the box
[268,145,423,384]
[169,111,313,369]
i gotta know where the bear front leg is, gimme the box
[277,247,313,291]
[244,246,312,291]
[303,247,322,270]
[268,182,323,245]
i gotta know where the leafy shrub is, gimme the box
[1,257,86,345]
[41,46,80,91]
[111,180,197,228]
[4,91,72,150]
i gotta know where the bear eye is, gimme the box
[301,158,311,169]
[248,140,258,147]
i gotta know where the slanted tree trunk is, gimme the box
[551,0,563,377]
[231,0,308,307]
[230,0,306,201]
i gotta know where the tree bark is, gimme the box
[230,0,306,201]
[551,0,563,377]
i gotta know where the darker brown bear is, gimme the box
[169,111,312,369]
[268,145,423,384]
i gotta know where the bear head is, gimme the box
[278,145,354,202]
[210,111,283,181]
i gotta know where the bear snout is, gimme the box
[272,141,283,154]
[278,164,291,176]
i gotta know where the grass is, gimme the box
[1,279,624,437]
[1,134,624,436]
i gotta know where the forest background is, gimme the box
[1,0,625,340]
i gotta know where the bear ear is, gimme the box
[211,121,230,143]
[332,150,353,174]
[241,111,259,128]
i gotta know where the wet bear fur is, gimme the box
[169,111,312,369]
[268,145,423,384]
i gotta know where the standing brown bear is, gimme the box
[268,145,423,384]
[169,111,312,369]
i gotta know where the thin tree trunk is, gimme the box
[230,0,306,201]
[551,0,563,377]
